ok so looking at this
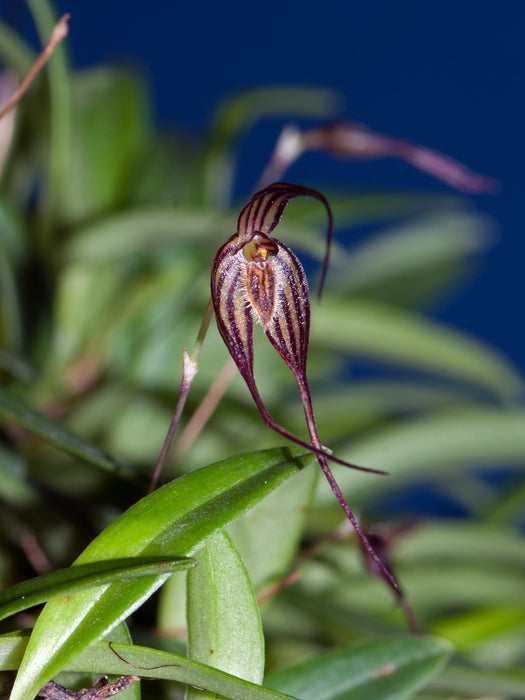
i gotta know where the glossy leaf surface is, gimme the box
[9,447,313,700]
[0,557,193,622]
[0,634,295,700]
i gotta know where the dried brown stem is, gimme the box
[0,14,70,123]
[147,297,214,492]
[172,355,238,461]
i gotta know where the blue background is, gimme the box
[17,1,525,375]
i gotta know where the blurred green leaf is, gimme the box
[396,521,525,569]
[432,606,525,649]
[63,67,150,223]
[0,20,35,75]
[0,557,194,622]
[186,530,264,699]
[0,388,131,476]
[228,467,318,593]
[284,380,473,441]
[209,86,343,146]
[329,211,493,306]
[0,444,37,506]
[312,299,522,398]
[0,349,38,383]
[430,662,525,698]
[9,447,313,700]
[265,636,452,700]
[27,0,72,237]
[64,207,233,263]
[325,408,525,505]
[294,520,525,626]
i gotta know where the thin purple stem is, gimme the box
[295,374,401,594]
[295,371,422,632]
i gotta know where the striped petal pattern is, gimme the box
[210,181,415,622]
[211,183,327,396]
[211,183,385,474]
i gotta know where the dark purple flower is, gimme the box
[211,183,415,615]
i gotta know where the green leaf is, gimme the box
[0,557,194,622]
[432,606,525,649]
[210,86,343,147]
[65,207,233,263]
[0,349,38,383]
[430,662,525,698]
[0,444,37,506]
[302,521,525,623]
[329,211,493,306]
[0,634,296,700]
[283,380,472,442]
[228,467,318,593]
[0,388,132,477]
[311,299,522,399]
[265,636,452,700]
[9,447,313,700]
[324,408,525,506]
[102,622,140,700]
[26,0,72,238]
[63,67,150,222]
[186,530,264,699]
[397,521,525,570]
[0,19,35,75]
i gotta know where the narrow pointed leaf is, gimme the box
[65,208,233,262]
[0,388,131,476]
[431,662,525,697]
[0,557,194,622]
[26,0,72,230]
[330,211,493,304]
[311,299,522,398]
[321,408,525,506]
[0,19,36,74]
[9,447,313,700]
[265,636,452,700]
[104,622,140,700]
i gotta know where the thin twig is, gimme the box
[147,349,197,493]
[147,297,214,492]
[257,570,302,605]
[296,376,421,631]
[172,355,238,461]
[0,14,70,123]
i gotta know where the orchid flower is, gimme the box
[211,182,408,605]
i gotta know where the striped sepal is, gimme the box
[211,182,385,476]
[259,238,310,375]
[236,182,334,297]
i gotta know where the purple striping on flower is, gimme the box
[212,183,379,474]
[211,182,419,615]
